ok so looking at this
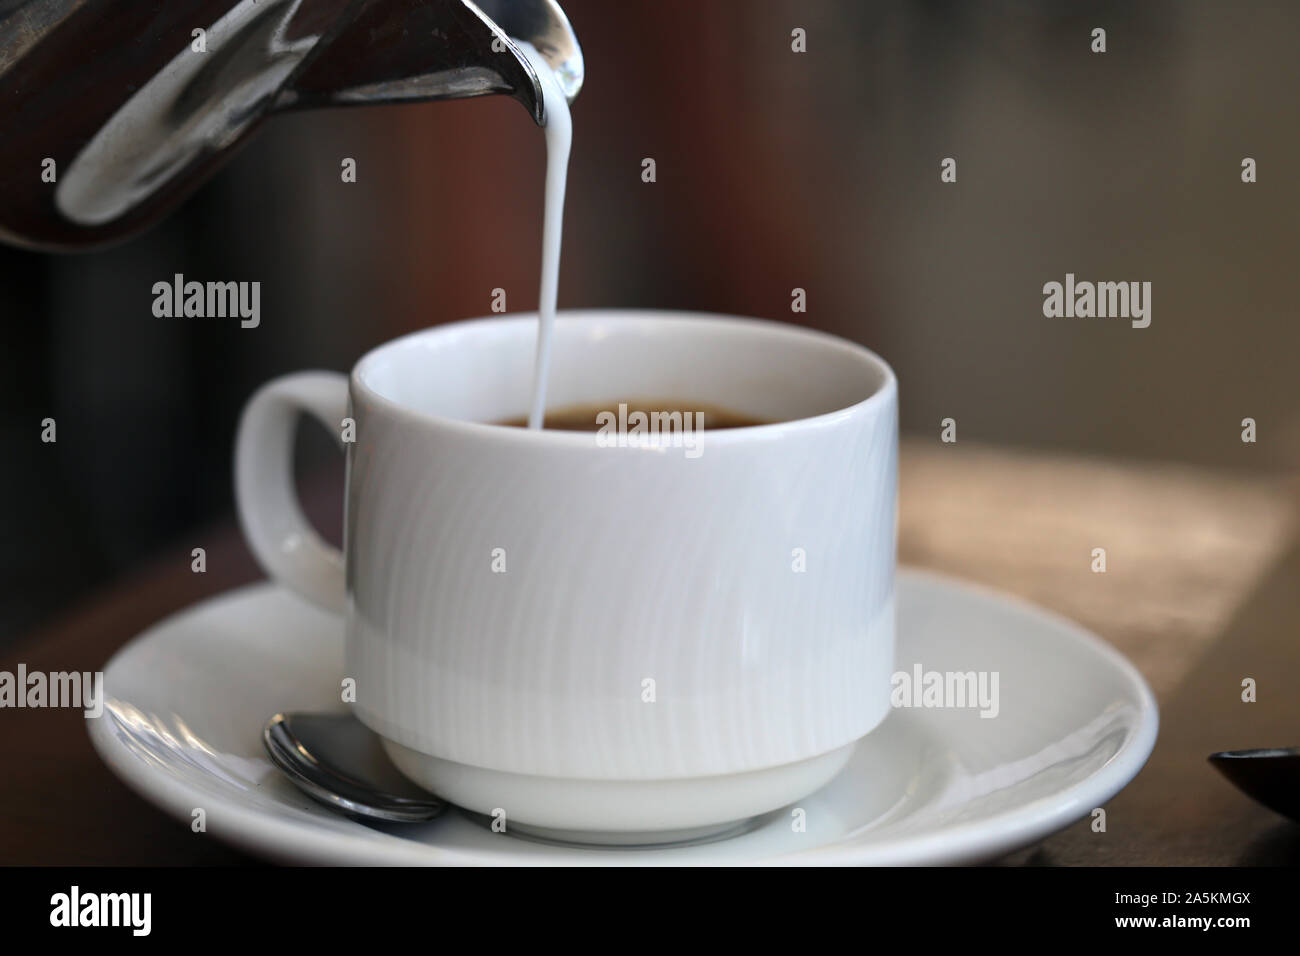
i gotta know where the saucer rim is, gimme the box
[772,568,1160,865]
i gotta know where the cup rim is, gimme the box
[350,309,897,446]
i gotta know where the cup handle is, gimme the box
[234,371,349,614]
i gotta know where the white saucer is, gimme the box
[87,570,1157,865]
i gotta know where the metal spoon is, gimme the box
[263,712,446,822]
[1208,747,1300,822]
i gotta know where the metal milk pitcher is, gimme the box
[0,0,582,250]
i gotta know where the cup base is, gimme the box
[381,738,857,841]
[491,816,762,849]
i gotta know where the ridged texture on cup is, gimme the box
[344,383,897,780]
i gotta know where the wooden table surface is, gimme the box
[3,440,1298,865]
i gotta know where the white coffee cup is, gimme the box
[235,310,897,843]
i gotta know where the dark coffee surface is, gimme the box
[496,400,770,431]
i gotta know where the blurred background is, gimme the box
[3,0,1299,643]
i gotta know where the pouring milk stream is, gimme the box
[515,41,573,429]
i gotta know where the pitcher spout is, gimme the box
[283,0,584,124]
